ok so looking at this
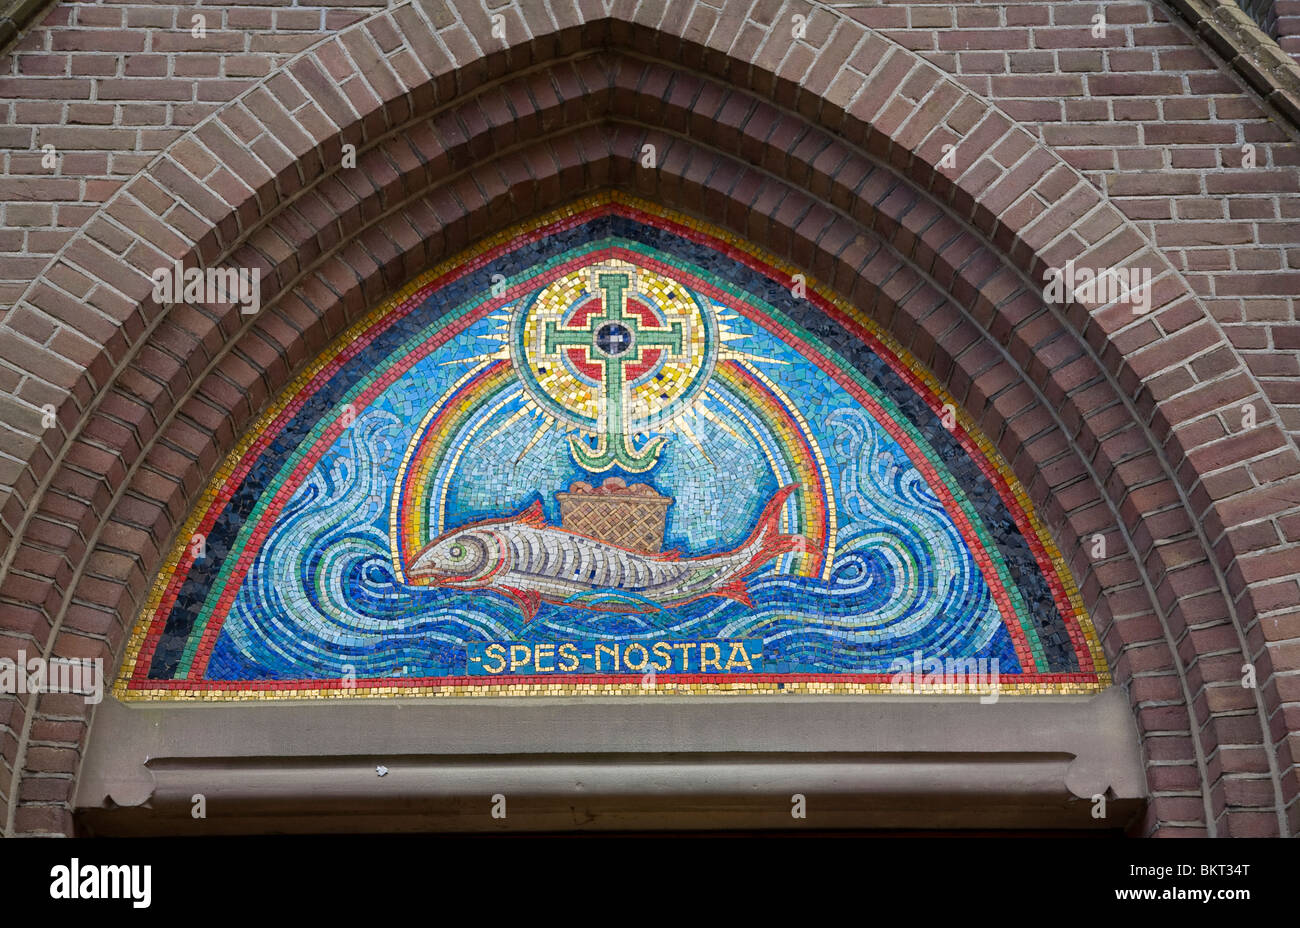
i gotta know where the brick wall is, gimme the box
[1272,0,1300,54]
[0,0,1285,465]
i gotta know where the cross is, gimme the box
[542,270,686,472]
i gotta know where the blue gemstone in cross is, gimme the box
[596,321,632,355]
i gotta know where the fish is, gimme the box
[406,484,806,620]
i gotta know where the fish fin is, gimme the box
[716,579,753,608]
[744,483,800,550]
[764,533,809,562]
[516,499,547,527]
[734,531,809,577]
[501,586,542,621]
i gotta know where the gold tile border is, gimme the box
[116,192,1110,700]
[123,680,1102,700]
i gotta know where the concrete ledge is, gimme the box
[0,0,51,56]
[1166,0,1300,124]
[75,688,1146,834]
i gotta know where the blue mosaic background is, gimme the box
[147,216,1080,682]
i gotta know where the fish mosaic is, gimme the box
[407,484,805,618]
[117,195,1109,698]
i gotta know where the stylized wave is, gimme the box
[208,399,1017,679]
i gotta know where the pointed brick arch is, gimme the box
[1,0,1297,837]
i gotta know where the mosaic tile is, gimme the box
[117,194,1109,699]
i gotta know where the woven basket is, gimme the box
[556,478,672,553]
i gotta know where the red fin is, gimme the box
[516,499,547,527]
[658,547,684,561]
[500,586,542,621]
[743,532,809,575]
[763,533,809,562]
[744,484,799,549]
[716,579,753,608]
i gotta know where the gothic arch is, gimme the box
[2,0,1296,836]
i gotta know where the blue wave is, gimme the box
[210,395,1019,679]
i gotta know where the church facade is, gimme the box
[0,0,1298,837]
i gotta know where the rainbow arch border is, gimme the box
[116,193,1110,699]
[390,343,834,585]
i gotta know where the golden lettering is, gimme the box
[623,642,649,671]
[558,642,579,672]
[594,642,619,672]
[724,641,753,671]
[652,641,673,671]
[700,641,722,672]
[669,642,696,672]
[482,643,506,674]
[534,643,555,672]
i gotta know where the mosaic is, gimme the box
[117,194,1109,698]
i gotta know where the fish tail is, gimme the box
[742,484,807,571]
[717,579,753,608]
[749,532,808,572]
[744,484,799,549]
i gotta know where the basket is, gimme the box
[556,477,672,553]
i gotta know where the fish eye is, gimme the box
[449,544,464,559]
